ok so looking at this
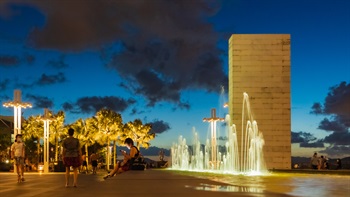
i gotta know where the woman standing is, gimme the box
[62,128,82,187]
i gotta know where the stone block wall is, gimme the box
[228,34,291,169]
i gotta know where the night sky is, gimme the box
[0,0,349,158]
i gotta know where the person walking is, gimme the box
[90,151,98,174]
[80,154,87,173]
[310,153,318,170]
[62,128,82,188]
[11,134,25,182]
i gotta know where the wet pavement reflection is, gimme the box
[181,171,349,197]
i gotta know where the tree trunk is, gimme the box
[85,144,89,167]
[113,140,116,167]
[106,138,110,171]
[37,137,40,164]
[55,137,58,161]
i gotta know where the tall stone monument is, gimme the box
[229,34,291,169]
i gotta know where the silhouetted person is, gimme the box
[310,153,318,169]
[62,128,82,187]
[318,155,325,170]
[336,158,342,170]
[90,151,98,174]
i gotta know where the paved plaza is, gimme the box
[1,169,350,197]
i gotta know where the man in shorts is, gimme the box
[90,151,98,174]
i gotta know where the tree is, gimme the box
[22,115,44,164]
[0,133,11,161]
[93,109,123,170]
[71,117,97,167]
[49,110,66,161]
[123,119,155,149]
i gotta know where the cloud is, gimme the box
[323,131,350,145]
[291,131,324,148]
[26,94,54,109]
[318,118,348,133]
[24,54,35,65]
[46,55,68,69]
[311,82,350,149]
[0,54,35,67]
[17,72,67,88]
[149,120,171,134]
[0,79,10,91]
[0,94,10,100]
[299,141,324,148]
[319,145,350,158]
[0,55,20,67]
[291,131,317,143]
[62,96,136,114]
[311,81,350,127]
[37,72,66,85]
[3,0,227,107]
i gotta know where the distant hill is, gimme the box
[139,146,170,156]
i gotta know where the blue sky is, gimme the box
[0,0,349,158]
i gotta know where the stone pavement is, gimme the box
[0,169,293,197]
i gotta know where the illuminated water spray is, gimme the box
[171,92,265,174]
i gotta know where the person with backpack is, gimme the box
[11,134,25,182]
[103,138,139,179]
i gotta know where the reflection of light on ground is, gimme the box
[168,168,269,176]
[186,183,264,193]
[177,171,349,197]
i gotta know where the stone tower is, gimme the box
[228,34,291,169]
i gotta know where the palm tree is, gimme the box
[123,119,155,149]
[71,117,97,167]
[93,109,123,170]
[49,110,66,161]
[22,115,44,164]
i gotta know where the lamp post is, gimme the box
[3,90,32,174]
[2,90,32,141]
[203,108,224,169]
[39,108,52,173]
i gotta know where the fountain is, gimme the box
[171,92,266,174]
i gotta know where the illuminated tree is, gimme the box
[93,109,123,169]
[71,117,97,166]
[123,119,155,149]
[48,110,66,161]
[22,115,44,164]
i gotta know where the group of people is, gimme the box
[61,128,140,187]
[79,151,98,174]
[11,128,141,187]
[310,153,342,170]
